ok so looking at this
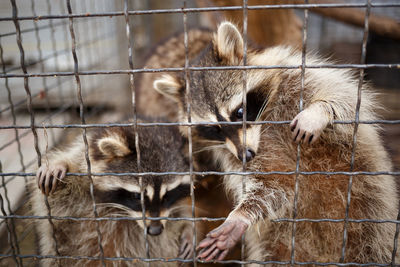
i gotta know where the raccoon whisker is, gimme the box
[196,140,225,144]
[169,203,210,215]
[97,203,132,214]
[257,97,282,122]
[193,206,209,215]
[167,205,190,215]
[261,125,272,135]
[194,144,226,154]
[256,94,270,121]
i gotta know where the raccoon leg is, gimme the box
[37,163,67,195]
[178,224,194,261]
[290,102,332,145]
[197,212,249,261]
[197,179,289,261]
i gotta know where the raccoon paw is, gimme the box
[178,226,194,263]
[197,217,248,261]
[37,164,67,196]
[290,107,329,145]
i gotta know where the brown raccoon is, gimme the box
[31,122,195,266]
[152,22,399,265]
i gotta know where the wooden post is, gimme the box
[196,0,302,47]
[297,0,400,41]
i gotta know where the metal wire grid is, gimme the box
[0,0,399,266]
[182,1,198,265]
[290,1,309,264]
[241,1,249,265]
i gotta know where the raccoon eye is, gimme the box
[236,107,244,119]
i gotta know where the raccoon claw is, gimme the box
[178,227,194,262]
[197,217,248,261]
[37,164,67,196]
[290,107,329,145]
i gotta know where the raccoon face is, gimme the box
[154,22,269,162]
[90,127,190,236]
[96,175,190,236]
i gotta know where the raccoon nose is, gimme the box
[147,224,163,236]
[238,148,256,162]
[245,148,255,162]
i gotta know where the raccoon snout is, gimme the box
[147,222,164,236]
[238,148,256,162]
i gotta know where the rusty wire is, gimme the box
[0,2,399,22]
[65,0,106,265]
[0,252,397,266]
[290,0,309,265]
[123,0,150,264]
[340,0,372,263]
[241,0,249,265]
[182,1,197,265]
[1,63,399,79]
[0,213,399,225]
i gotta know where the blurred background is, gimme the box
[0,0,399,266]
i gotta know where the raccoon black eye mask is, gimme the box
[97,185,190,212]
[195,91,266,142]
[230,91,267,122]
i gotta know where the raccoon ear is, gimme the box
[215,22,244,64]
[153,75,182,102]
[98,136,131,158]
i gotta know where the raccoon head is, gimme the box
[90,127,191,236]
[154,22,269,163]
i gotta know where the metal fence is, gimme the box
[0,0,399,266]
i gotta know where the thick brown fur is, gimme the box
[152,22,399,265]
[30,121,195,266]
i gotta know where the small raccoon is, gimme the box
[153,22,399,264]
[31,122,194,266]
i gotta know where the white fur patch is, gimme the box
[217,21,244,63]
[146,185,154,201]
[160,185,167,200]
[98,137,130,157]
[191,112,218,124]
[226,92,244,115]
[160,175,191,199]
[153,75,181,101]
[226,138,239,159]
[97,181,140,193]
[243,125,261,154]
[223,126,261,161]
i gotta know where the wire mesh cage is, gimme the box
[0,0,399,266]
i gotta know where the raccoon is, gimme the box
[31,122,194,266]
[152,22,399,265]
